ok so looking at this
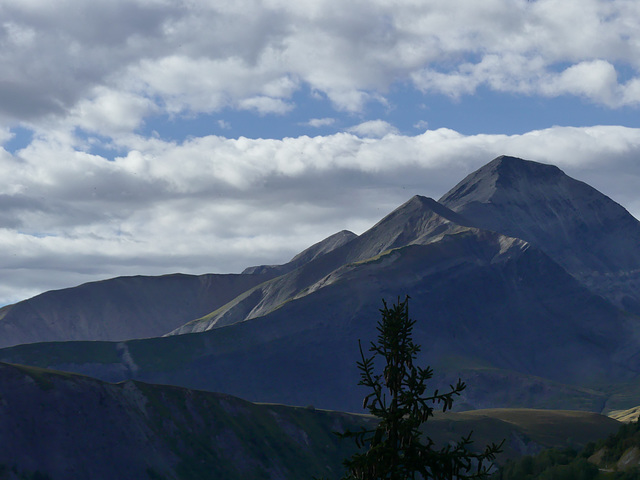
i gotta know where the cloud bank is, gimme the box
[1,125,640,305]
[1,1,639,304]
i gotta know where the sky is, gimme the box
[1,0,640,306]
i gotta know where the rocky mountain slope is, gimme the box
[0,362,621,480]
[0,229,354,348]
[0,273,271,348]
[170,195,479,333]
[440,155,640,314]
[1,155,640,415]
[2,223,637,413]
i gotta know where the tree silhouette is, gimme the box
[337,296,503,480]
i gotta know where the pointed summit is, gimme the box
[346,195,475,261]
[440,155,565,209]
[440,155,640,313]
[242,229,357,275]
[288,230,357,266]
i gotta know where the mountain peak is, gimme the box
[288,229,357,265]
[439,156,564,208]
[440,155,640,313]
[488,155,564,185]
[345,194,476,262]
[241,229,357,275]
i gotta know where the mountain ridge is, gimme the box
[3,226,636,413]
[2,155,640,416]
[0,272,276,348]
[170,195,481,334]
[242,229,357,275]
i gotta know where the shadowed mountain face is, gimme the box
[0,273,275,348]
[171,195,478,333]
[2,226,638,413]
[2,155,640,415]
[440,155,640,313]
[0,362,621,480]
[0,229,357,349]
[0,362,364,480]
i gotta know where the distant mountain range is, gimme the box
[2,156,640,414]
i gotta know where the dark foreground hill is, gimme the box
[0,362,621,480]
[1,156,640,414]
[495,418,640,478]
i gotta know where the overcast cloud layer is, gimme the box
[1,0,640,305]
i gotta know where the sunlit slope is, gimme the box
[170,196,485,334]
[2,227,636,413]
[0,230,357,348]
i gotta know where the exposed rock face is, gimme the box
[439,155,640,313]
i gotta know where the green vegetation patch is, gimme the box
[494,420,640,479]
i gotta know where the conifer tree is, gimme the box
[337,296,503,480]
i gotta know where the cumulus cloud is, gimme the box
[348,120,399,138]
[2,1,640,306]
[1,0,640,138]
[2,125,640,305]
[414,120,429,131]
[305,118,336,128]
[238,96,294,115]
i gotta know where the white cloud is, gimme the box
[305,118,335,128]
[71,87,158,136]
[2,125,640,305]
[539,60,624,106]
[1,0,639,136]
[347,120,399,138]
[2,0,640,307]
[0,127,14,146]
[238,96,294,115]
[413,120,429,131]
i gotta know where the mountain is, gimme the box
[439,155,640,314]
[241,229,357,275]
[0,229,356,348]
[0,272,273,348]
[0,362,362,480]
[2,223,637,413]
[170,195,477,333]
[2,155,640,415]
[0,362,621,479]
